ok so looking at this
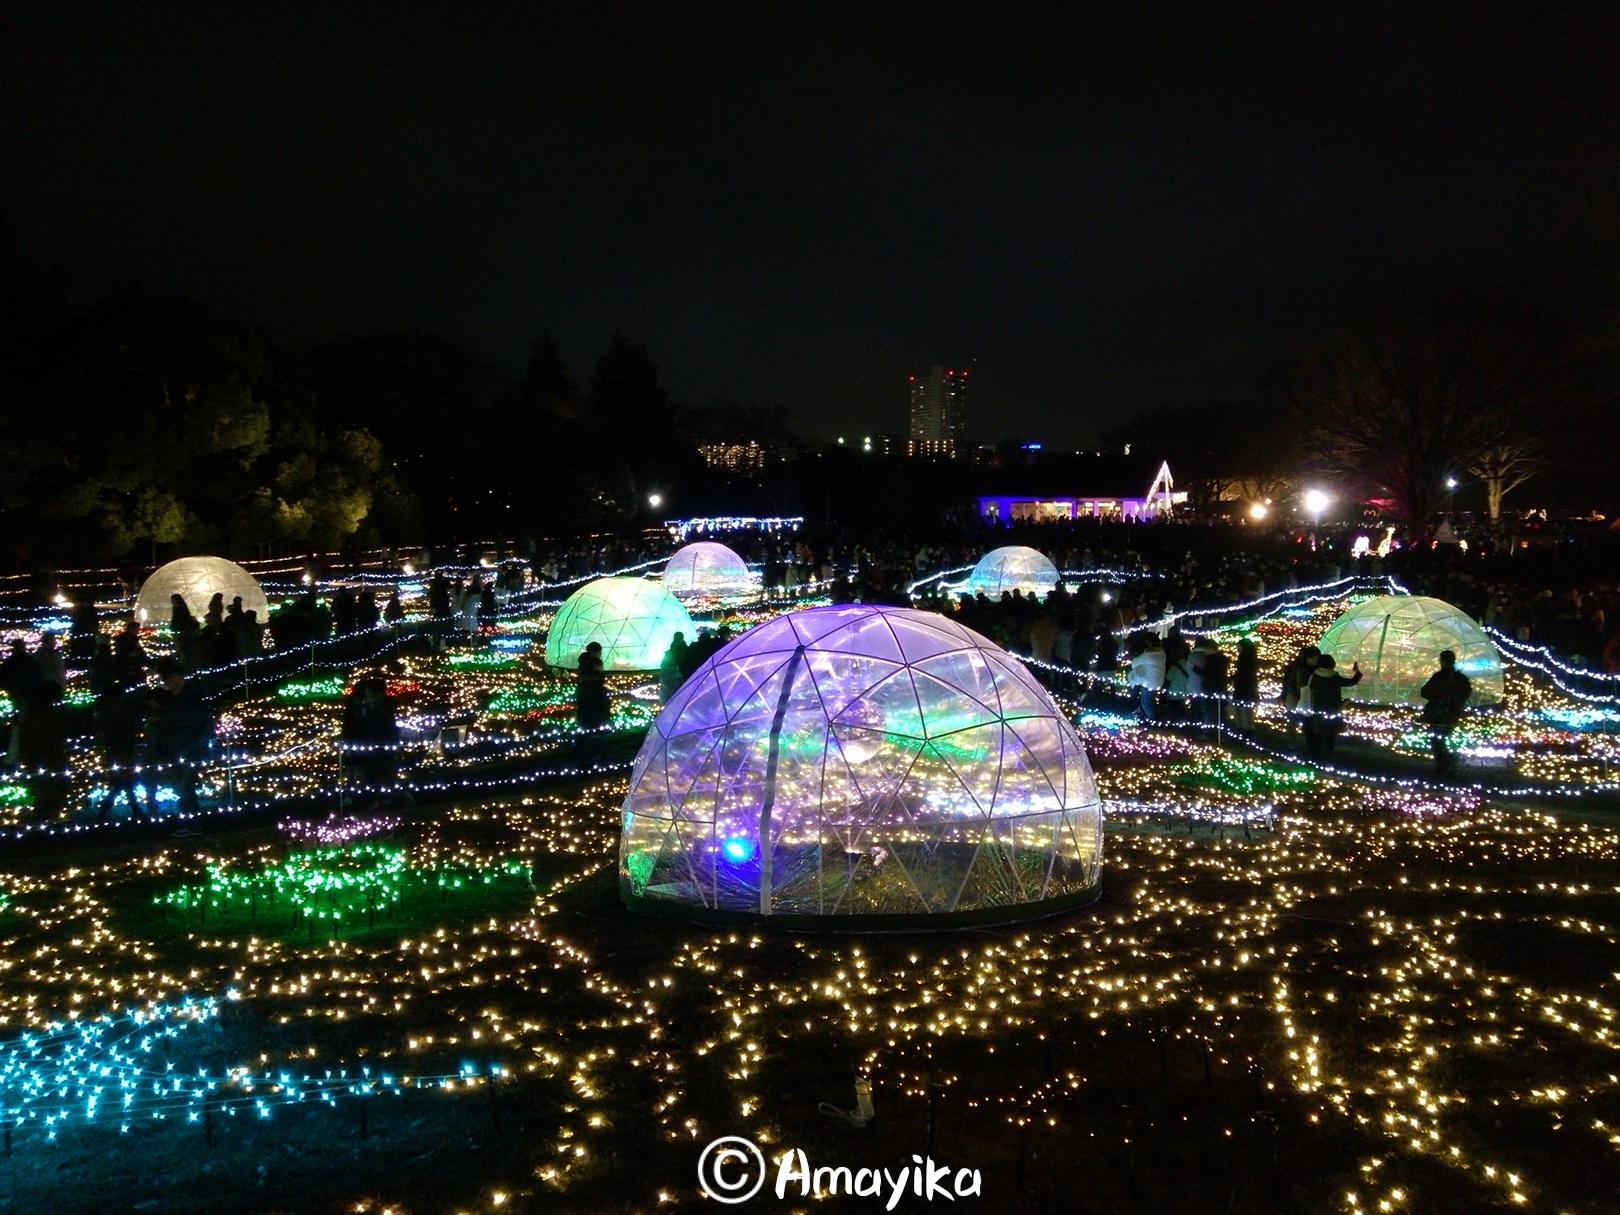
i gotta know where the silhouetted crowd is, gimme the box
[0,614,214,820]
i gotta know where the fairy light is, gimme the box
[0,557,1611,1210]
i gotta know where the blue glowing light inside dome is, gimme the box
[722,838,753,862]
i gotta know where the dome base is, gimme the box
[619,878,1103,932]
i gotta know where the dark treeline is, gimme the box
[0,234,843,568]
[0,226,1018,569]
[6,228,1619,571]
[1100,297,1620,533]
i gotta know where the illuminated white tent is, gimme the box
[1318,595,1504,706]
[135,557,270,627]
[661,542,755,597]
[966,546,1059,599]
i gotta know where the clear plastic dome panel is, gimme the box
[619,605,1102,922]
[1318,594,1505,706]
[661,542,755,597]
[966,546,1060,599]
[544,577,696,671]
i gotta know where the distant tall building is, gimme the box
[908,365,966,458]
[697,441,766,475]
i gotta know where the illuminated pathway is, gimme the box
[0,751,1614,1211]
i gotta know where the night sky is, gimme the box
[4,4,1618,446]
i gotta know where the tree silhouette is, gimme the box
[1288,303,1548,537]
[519,330,581,420]
[1467,440,1546,524]
[588,335,702,507]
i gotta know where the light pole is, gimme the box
[1303,488,1331,550]
[1303,488,1330,525]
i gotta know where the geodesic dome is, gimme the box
[544,577,696,672]
[619,604,1102,927]
[1318,595,1504,706]
[966,546,1059,599]
[661,542,754,597]
[135,557,269,627]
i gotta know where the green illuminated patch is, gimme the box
[1169,757,1313,795]
[446,651,519,670]
[155,841,531,936]
[275,675,348,702]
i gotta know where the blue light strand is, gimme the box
[1484,627,1620,706]
[0,997,505,1140]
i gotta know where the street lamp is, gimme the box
[1249,502,1268,520]
[1303,488,1331,523]
[647,493,664,510]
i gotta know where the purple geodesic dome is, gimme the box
[619,604,1102,926]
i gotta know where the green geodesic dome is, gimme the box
[1317,595,1504,707]
[544,577,696,672]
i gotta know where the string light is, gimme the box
[0,557,1611,1211]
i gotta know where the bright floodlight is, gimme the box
[965,546,1059,599]
[1317,595,1504,706]
[135,557,269,626]
[1303,489,1331,516]
[544,577,695,672]
[1249,502,1268,520]
[619,604,1103,927]
[661,542,755,598]
[647,493,664,509]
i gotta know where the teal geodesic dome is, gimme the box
[661,542,754,597]
[618,604,1103,928]
[544,577,696,672]
[1318,595,1504,706]
[966,546,1059,599]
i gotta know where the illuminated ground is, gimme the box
[0,743,1616,1213]
[0,582,1615,1211]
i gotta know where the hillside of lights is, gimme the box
[0,563,1617,1211]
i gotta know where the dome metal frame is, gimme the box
[964,546,1060,599]
[660,541,756,598]
[619,604,1103,930]
[544,577,697,672]
[1317,594,1505,706]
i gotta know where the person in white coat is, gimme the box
[1127,636,1166,722]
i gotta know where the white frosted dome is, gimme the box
[620,604,1102,926]
[661,542,754,597]
[966,546,1059,599]
[1318,595,1504,706]
[544,577,696,672]
[135,557,269,626]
